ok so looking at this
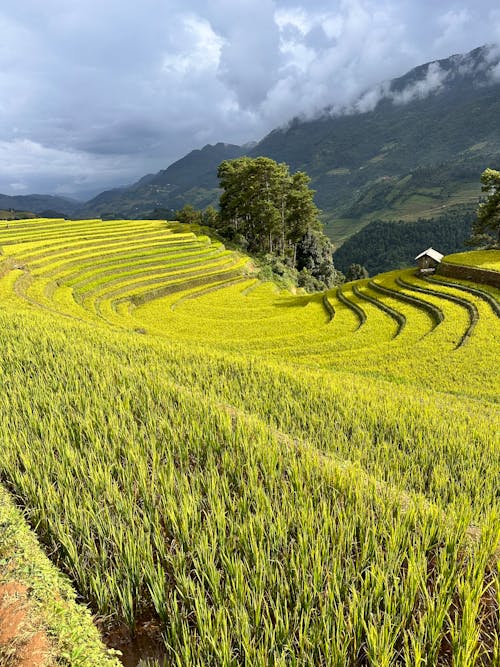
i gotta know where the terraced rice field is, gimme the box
[0,219,498,666]
[444,250,500,271]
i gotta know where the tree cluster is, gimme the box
[173,204,218,227]
[215,157,342,289]
[468,168,500,247]
[217,157,321,257]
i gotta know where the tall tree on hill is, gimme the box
[469,168,500,247]
[295,230,343,287]
[217,157,321,259]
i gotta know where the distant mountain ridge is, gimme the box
[2,45,500,247]
[80,143,246,219]
[0,193,80,218]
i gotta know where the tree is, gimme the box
[346,263,369,281]
[468,168,500,247]
[202,206,219,227]
[295,230,344,288]
[175,204,203,225]
[217,157,320,258]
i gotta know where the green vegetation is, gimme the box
[0,485,120,666]
[468,168,500,247]
[0,217,498,665]
[217,157,319,256]
[175,158,343,291]
[332,207,473,275]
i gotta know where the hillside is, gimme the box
[0,193,80,218]
[255,46,500,241]
[80,142,247,219]
[64,45,500,246]
[332,206,474,275]
[0,217,498,665]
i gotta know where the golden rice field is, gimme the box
[444,249,500,271]
[0,218,499,666]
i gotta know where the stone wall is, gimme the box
[437,261,500,288]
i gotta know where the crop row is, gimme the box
[0,218,253,328]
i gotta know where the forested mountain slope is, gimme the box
[80,45,500,244]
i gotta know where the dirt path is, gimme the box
[0,582,50,667]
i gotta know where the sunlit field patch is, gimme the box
[0,218,498,666]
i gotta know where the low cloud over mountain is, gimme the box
[0,1,500,197]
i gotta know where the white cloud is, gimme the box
[391,62,449,105]
[434,8,471,52]
[161,15,224,76]
[0,0,499,196]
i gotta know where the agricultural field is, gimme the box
[0,217,499,666]
[444,249,500,271]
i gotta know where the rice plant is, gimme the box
[0,218,498,665]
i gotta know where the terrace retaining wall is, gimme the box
[437,262,500,288]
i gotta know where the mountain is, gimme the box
[79,142,246,219]
[251,45,500,243]
[0,193,81,218]
[3,46,500,250]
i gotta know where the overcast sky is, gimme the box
[1,0,499,200]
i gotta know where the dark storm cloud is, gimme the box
[0,0,499,197]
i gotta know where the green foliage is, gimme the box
[468,168,500,247]
[175,204,204,225]
[296,267,325,291]
[333,207,473,275]
[217,156,320,256]
[346,263,369,281]
[296,229,344,287]
[173,204,220,229]
[215,157,342,290]
[201,205,219,227]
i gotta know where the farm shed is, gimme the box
[414,247,444,274]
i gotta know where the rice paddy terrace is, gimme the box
[0,217,499,666]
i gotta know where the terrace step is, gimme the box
[336,286,366,330]
[397,276,478,349]
[352,284,406,338]
[368,279,443,332]
[425,275,500,317]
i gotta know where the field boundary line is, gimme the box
[336,286,366,329]
[397,276,478,348]
[352,283,406,337]
[209,397,499,560]
[425,275,500,317]
[368,279,443,332]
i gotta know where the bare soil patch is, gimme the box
[0,581,50,667]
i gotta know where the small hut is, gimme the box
[414,247,444,275]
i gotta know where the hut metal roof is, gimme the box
[414,247,444,262]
